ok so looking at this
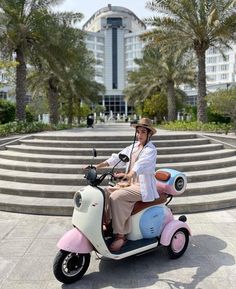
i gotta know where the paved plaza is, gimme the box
[0,209,235,289]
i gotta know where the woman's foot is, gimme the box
[109,234,127,252]
[103,222,113,237]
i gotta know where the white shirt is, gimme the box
[106,141,159,202]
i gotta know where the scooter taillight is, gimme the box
[74,191,82,208]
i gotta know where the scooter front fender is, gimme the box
[57,228,93,254]
[160,220,191,246]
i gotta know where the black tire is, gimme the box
[167,228,189,259]
[53,250,90,284]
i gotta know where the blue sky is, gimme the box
[54,0,155,27]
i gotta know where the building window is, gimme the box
[97,37,104,43]
[220,64,229,71]
[102,95,126,115]
[86,35,94,41]
[87,43,95,50]
[96,52,104,59]
[107,17,122,27]
[206,65,217,72]
[0,91,7,99]
[126,44,132,51]
[208,75,217,81]
[112,27,118,89]
[96,44,104,51]
[125,38,133,44]
[207,56,217,63]
[220,73,229,80]
[218,55,229,62]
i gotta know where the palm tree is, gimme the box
[125,45,195,121]
[28,12,104,125]
[145,0,236,122]
[0,0,82,121]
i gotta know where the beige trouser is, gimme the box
[104,185,142,235]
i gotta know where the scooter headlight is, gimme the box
[74,191,82,208]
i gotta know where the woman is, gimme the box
[95,118,159,251]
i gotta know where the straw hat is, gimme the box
[132,118,157,135]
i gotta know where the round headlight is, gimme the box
[74,191,82,208]
[175,177,185,191]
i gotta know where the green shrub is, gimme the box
[25,106,37,123]
[159,121,232,134]
[207,108,231,124]
[0,121,73,137]
[0,99,15,124]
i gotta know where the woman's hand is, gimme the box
[114,172,126,180]
[115,171,136,182]
[83,165,96,170]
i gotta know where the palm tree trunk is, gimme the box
[48,77,59,125]
[77,98,81,125]
[68,95,73,125]
[196,50,207,123]
[15,47,26,121]
[167,80,176,121]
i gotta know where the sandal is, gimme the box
[109,234,127,252]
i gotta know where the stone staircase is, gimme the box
[0,126,236,216]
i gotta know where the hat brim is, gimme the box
[132,123,157,135]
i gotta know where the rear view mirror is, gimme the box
[119,153,129,163]
[93,148,97,158]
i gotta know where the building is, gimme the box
[83,4,146,117]
[183,43,236,105]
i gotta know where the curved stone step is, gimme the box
[0,149,235,164]
[0,166,236,187]
[0,189,235,215]
[5,143,223,155]
[20,137,210,148]
[1,154,236,174]
[0,168,81,186]
[186,166,236,182]
[0,179,76,198]
[185,177,236,196]
[33,133,198,141]
[158,155,236,171]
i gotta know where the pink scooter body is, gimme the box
[160,220,191,246]
[57,228,93,254]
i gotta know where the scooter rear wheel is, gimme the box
[53,250,90,284]
[167,228,189,259]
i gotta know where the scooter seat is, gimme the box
[131,194,168,215]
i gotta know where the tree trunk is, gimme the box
[67,95,73,125]
[196,50,207,123]
[48,77,59,125]
[77,98,81,125]
[167,80,176,121]
[15,47,26,121]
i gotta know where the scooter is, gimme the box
[53,150,191,284]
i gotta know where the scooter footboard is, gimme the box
[57,228,93,253]
[160,220,191,246]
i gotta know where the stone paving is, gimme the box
[0,208,235,289]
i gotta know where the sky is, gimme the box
[54,0,155,27]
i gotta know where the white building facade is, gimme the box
[83,5,146,116]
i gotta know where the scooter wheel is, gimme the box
[167,228,189,259]
[53,250,90,284]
